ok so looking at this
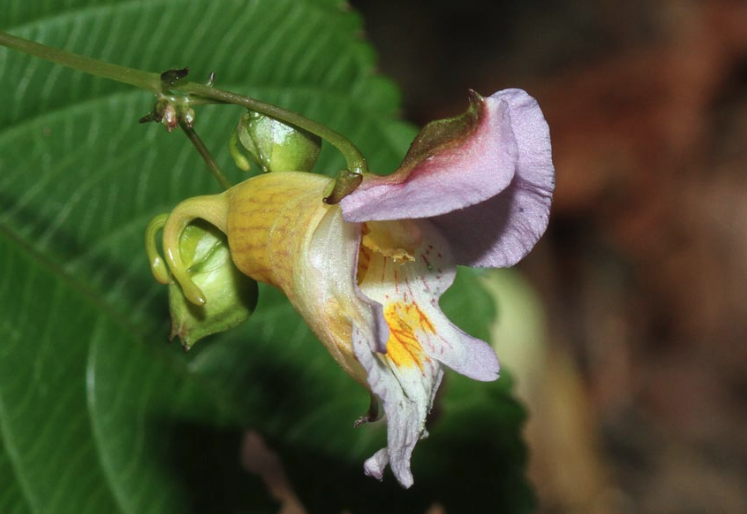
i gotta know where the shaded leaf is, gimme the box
[0,230,277,514]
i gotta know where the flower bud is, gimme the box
[167,219,258,349]
[234,112,321,172]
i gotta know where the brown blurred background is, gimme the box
[349,0,747,513]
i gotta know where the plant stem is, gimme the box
[178,120,233,190]
[0,30,369,175]
[0,30,162,92]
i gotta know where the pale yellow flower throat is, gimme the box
[358,221,433,371]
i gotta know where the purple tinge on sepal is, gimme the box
[340,90,519,221]
[340,89,554,269]
[432,89,554,268]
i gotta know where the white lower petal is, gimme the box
[354,218,498,487]
[363,448,390,481]
[359,219,500,380]
[353,325,443,489]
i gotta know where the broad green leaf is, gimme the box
[0,0,534,512]
[0,231,278,514]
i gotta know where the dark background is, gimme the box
[349,1,747,513]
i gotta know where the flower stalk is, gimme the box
[0,30,369,177]
[178,119,233,190]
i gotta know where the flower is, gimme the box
[158,88,554,488]
[337,89,554,486]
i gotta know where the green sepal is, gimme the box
[168,220,258,349]
[235,112,321,172]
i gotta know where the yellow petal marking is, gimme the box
[383,301,434,370]
[361,221,420,263]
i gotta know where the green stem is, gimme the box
[0,30,369,175]
[178,120,233,190]
[0,30,161,92]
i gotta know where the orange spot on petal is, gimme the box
[383,301,434,370]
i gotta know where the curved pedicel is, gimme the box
[160,193,230,305]
[145,213,171,285]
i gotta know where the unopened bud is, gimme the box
[233,112,321,172]
[166,220,258,349]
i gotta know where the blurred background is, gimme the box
[349,0,747,513]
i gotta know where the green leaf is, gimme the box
[0,1,534,512]
[0,231,277,514]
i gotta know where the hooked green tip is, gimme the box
[165,246,207,306]
[145,214,171,284]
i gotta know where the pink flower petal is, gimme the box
[340,88,554,268]
[340,90,519,221]
[431,89,554,267]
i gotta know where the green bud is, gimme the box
[168,219,258,349]
[234,112,321,172]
